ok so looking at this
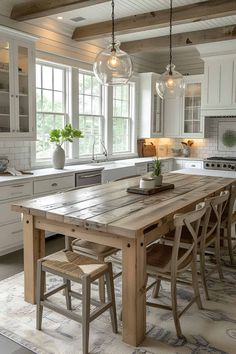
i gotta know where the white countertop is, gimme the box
[174,168,236,178]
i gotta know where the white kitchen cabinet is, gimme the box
[33,174,74,195]
[197,42,236,115]
[102,166,137,183]
[202,56,236,111]
[163,75,204,138]
[0,26,37,139]
[173,159,203,170]
[182,75,204,138]
[163,96,183,137]
[139,72,163,138]
[0,180,33,255]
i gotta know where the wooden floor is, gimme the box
[0,234,65,354]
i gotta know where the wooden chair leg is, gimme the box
[64,279,72,310]
[191,260,203,309]
[170,274,183,339]
[226,226,235,265]
[215,236,224,280]
[82,276,90,354]
[98,256,106,303]
[105,263,118,333]
[199,250,210,300]
[152,276,161,298]
[36,261,45,330]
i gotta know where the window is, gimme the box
[36,62,68,159]
[78,71,104,157]
[112,85,132,153]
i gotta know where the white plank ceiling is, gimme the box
[0,0,235,74]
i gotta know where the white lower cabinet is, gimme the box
[0,173,75,255]
[0,181,33,255]
[102,166,137,183]
[33,174,74,195]
[173,159,203,170]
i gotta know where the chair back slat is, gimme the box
[203,190,230,242]
[171,203,206,273]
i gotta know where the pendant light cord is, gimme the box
[169,0,173,75]
[111,0,115,51]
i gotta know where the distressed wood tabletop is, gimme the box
[12,173,236,238]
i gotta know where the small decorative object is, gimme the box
[171,147,182,157]
[218,121,236,152]
[50,124,83,169]
[139,177,155,189]
[151,158,163,186]
[181,140,194,157]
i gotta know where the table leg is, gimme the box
[122,236,146,346]
[23,215,45,304]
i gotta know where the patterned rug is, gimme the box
[0,258,236,354]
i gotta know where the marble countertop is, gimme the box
[174,168,236,178]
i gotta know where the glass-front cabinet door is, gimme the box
[0,38,11,133]
[182,75,204,138]
[0,31,36,139]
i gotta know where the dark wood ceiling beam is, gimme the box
[72,0,236,41]
[11,0,110,21]
[120,25,236,54]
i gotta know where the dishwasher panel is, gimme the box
[75,171,102,188]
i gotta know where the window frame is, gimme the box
[32,60,138,167]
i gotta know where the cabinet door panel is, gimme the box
[163,97,182,137]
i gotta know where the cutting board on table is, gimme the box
[127,183,174,195]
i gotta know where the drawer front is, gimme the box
[34,174,74,195]
[0,222,23,250]
[183,161,203,169]
[0,202,21,225]
[0,182,33,202]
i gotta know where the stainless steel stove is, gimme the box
[204,157,236,171]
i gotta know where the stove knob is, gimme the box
[231,166,235,170]
[211,163,215,167]
[206,163,209,167]
[217,164,220,168]
[228,164,231,168]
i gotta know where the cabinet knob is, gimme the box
[11,94,14,98]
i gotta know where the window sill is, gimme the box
[31,153,139,170]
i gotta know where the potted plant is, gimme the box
[151,158,163,187]
[181,140,194,157]
[50,124,83,169]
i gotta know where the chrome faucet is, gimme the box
[91,139,96,162]
[100,140,108,160]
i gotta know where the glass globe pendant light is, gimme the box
[93,0,133,86]
[156,0,185,99]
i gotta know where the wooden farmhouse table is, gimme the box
[12,173,236,347]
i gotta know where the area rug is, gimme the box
[0,260,236,354]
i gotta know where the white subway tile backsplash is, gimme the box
[0,141,31,171]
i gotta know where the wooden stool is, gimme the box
[36,250,117,354]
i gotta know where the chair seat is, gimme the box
[146,243,192,273]
[72,239,118,257]
[164,226,216,248]
[42,250,108,280]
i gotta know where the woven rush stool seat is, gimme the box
[72,239,118,258]
[36,250,117,354]
[71,238,120,303]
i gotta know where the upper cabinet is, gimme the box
[0,26,37,139]
[197,42,236,116]
[163,75,204,138]
[138,72,163,138]
[182,75,204,138]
